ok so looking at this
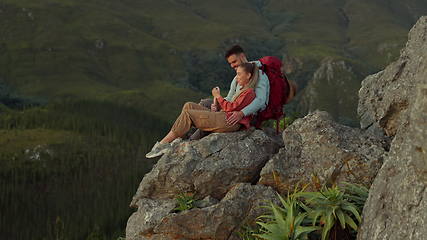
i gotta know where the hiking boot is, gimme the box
[145,141,171,158]
[189,129,208,141]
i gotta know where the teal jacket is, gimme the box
[224,61,270,116]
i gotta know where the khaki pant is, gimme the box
[171,102,240,137]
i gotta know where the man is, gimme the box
[190,45,270,140]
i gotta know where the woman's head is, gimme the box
[237,62,258,89]
[230,62,259,102]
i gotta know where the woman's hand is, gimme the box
[211,87,221,98]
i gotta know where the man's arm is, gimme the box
[252,60,262,68]
[224,76,237,102]
[241,71,270,116]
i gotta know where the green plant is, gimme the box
[237,225,260,240]
[283,112,301,128]
[254,193,320,240]
[261,112,301,132]
[342,182,369,211]
[298,186,361,240]
[248,183,367,240]
[173,193,196,212]
[52,217,67,240]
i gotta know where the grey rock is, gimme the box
[258,111,387,193]
[358,16,427,137]
[150,183,278,240]
[193,195,219,208]
[357,17,427,239]
[126,198,176,240]
[358,86,427,240]
[130,129,280,206]
[262,127,285,147]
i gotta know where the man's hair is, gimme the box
[225,45,245,59]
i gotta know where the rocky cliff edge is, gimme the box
[125,16,427,240]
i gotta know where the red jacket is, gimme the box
[216,88,256,129]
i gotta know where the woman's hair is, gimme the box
[239,62,259,90]
[231,62,259,102]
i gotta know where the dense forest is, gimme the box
[0,87,170,239]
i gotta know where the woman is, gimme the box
[146,62,259,158]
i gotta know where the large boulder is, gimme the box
[130,129,280,206]
[258,111,388,193]
[126,184,278,240]
[126,198,176,240]
[357,17,427,240]
[151,184,278,240]
[358,17,427,137]
[126,130,282,240]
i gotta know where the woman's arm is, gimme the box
[216,89,255,112]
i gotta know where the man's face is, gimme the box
[227,54,243,71]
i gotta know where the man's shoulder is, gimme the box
[258,70,269,82]
[250,60,261,67]
[249,60,267,78]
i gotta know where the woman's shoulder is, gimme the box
[243,88,256,96]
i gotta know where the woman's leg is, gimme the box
[176,102,239,133]
[187,110,240,133]
[160,102,210,143]
[183,102,210,111]
[160,131,179,144]
[147,104,239,158]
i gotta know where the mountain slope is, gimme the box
[1,0,426,103]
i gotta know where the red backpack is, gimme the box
[255,56,291,132]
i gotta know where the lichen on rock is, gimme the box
[258,111,388,193]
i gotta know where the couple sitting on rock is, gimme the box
[146,45,270,158]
